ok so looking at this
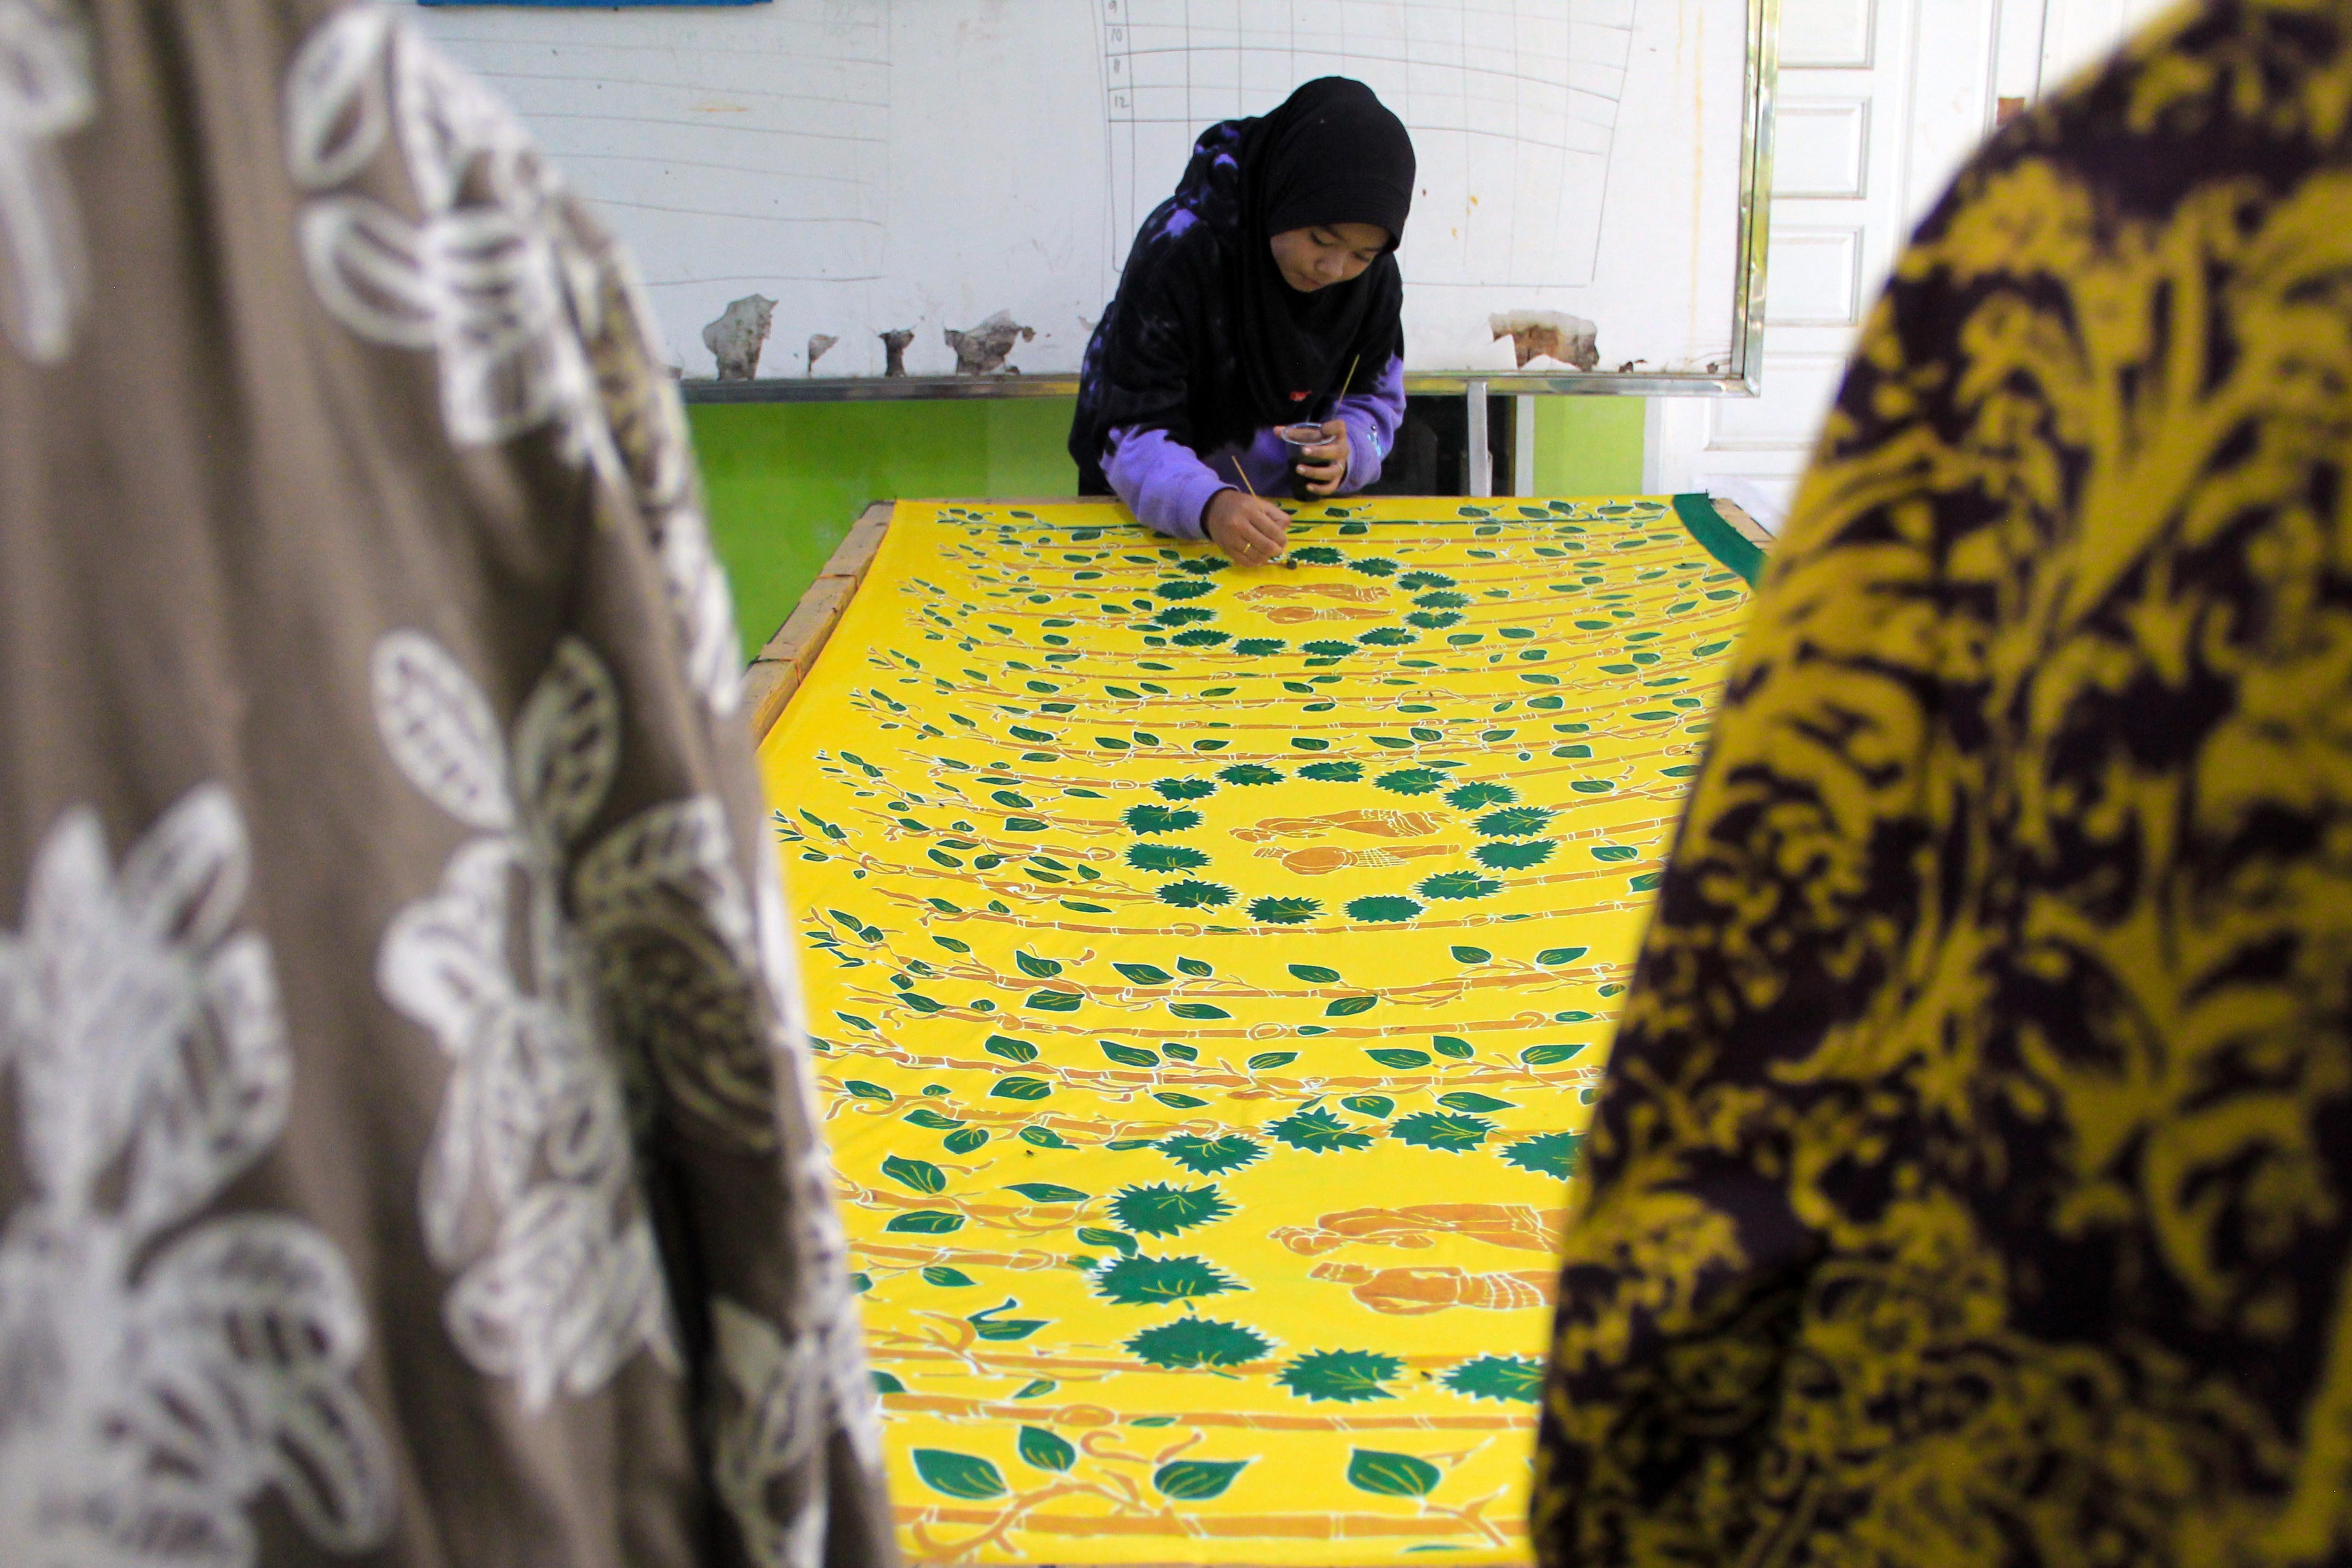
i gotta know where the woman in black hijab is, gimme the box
[1070,78,1415,564]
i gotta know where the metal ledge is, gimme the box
[680,368,1761,405]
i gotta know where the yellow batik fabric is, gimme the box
[756,497,1750,1564]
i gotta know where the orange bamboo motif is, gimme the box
[1308,1261,1559,1313]
[1271,1204,1566,1255]
[1255,843,1461,874]
[1262,604,1389,623]
[1232,809,1451,841]
[1232,581,1388,603]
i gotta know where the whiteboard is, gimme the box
[411,0,1767,391]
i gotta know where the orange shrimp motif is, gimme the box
[1233,581,1387,604]
[1309,1262,1557,1314]
[1255,844,1458,875]
[1232,810,1449,843]
[1262,605,1386,624]
[1270,1204,1566,1256]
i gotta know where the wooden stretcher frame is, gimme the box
[741,495,1775,744]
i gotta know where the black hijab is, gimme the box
[1070,78,1415,484]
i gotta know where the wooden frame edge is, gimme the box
[744,500,894,744]
[1708,497,1774,549]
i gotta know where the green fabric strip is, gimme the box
[1670,493,1763,588]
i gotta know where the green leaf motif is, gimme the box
[1341,1094,1395,1118]
[912,1449,1007,1500]
[1418,872,1502,901]
[1112,1182,1234,1236]
[1346,1449,1442,1498]
[1019,1126,1073,1150]
[1591,844,1639,862]
[1154,1459,1250,1501]
[1398,571,1457,589]
[922,1266,976,1287]
[1115,962,1175,985]
[1535,946,1590,966]
[1391,1112,1494,1152]
[1245,1050,1298,1071]
[1631,871,1664,891]
[1450,945,1492,964]
[1013,1378,1056,1399]
[1015,950,1063,979]
[1520,1043,1586,1066]
[886,1210,966,1234]
[1345,896,1423,923]
[1438,1091,1516,1113]
[1297,761,1365,782]
[1324,995,1378,1018]
[1248,896,1323,925]
[1278,1348,1404,1403]
[873,1370,906,1394]
[1288,963,1343,984]
[1443,1354,1544,1403]
[1154,577,1215,600]
[1152,1091,1209,1108]
[1128,843,1211,872]
[1177,957,1214,977]
[1005,1183,1089,1203]
[990,1077,1052,1101]
[1124,804,1202,835]
[1126,1317,1271,1371]
[1357,627,1416,647]
[1476,806,1556,837]
[903,1108,965,1130]
[1168,1000,1232,1019]
[1027,988,1083,1012]
[1374,768,1446,796]
[881,1154,946,1194]
[983,1034,1038,1063]
[1444,782,1517,809]
[1234,638,1287,656]
[1154,777,1217,801]
[1267,1108,1375,1154]
[969,1299,1050,1341]
[1018,1426,1078,1472]
[1102,1041,1160,1067]
[1500,1130,1583,1178]
[1475,839,1557,871]
[1145,875,1242,914]
[1365,1048,1431,1070]
[1431,1036,1474,1059]
[1076,1226,1139,1254]
[1289,545,1343,564]
[1158,1133,1265,1174]
[844,1081,894,1102]
[1091,1254,1242,1305]
[1218,764,1284,786]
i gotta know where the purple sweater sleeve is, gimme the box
[1101,354,1410,535]
[1102,426,1227,540]
[1333,354,1406,492]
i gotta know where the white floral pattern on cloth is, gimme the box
[0,0,95,363]
[0,785,393,1566]
[373,628,808,1416]
[285,7,741,716]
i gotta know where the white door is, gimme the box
[1652,0,2059,525]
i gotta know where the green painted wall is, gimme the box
[690,398,1080,658]
[1533,396,1649,495]
[691,394,1651,659]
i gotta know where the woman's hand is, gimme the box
[1204,488,1290,565]
[1292,420,1350,496]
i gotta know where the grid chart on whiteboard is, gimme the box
[1098,0,1635,291]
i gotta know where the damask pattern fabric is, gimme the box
[0,4,890,1565]
[1533,1,2352,1562]
[756,497,1753,1562]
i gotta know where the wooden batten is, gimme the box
[1709,497,1774,549]
[743,500,894,742]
